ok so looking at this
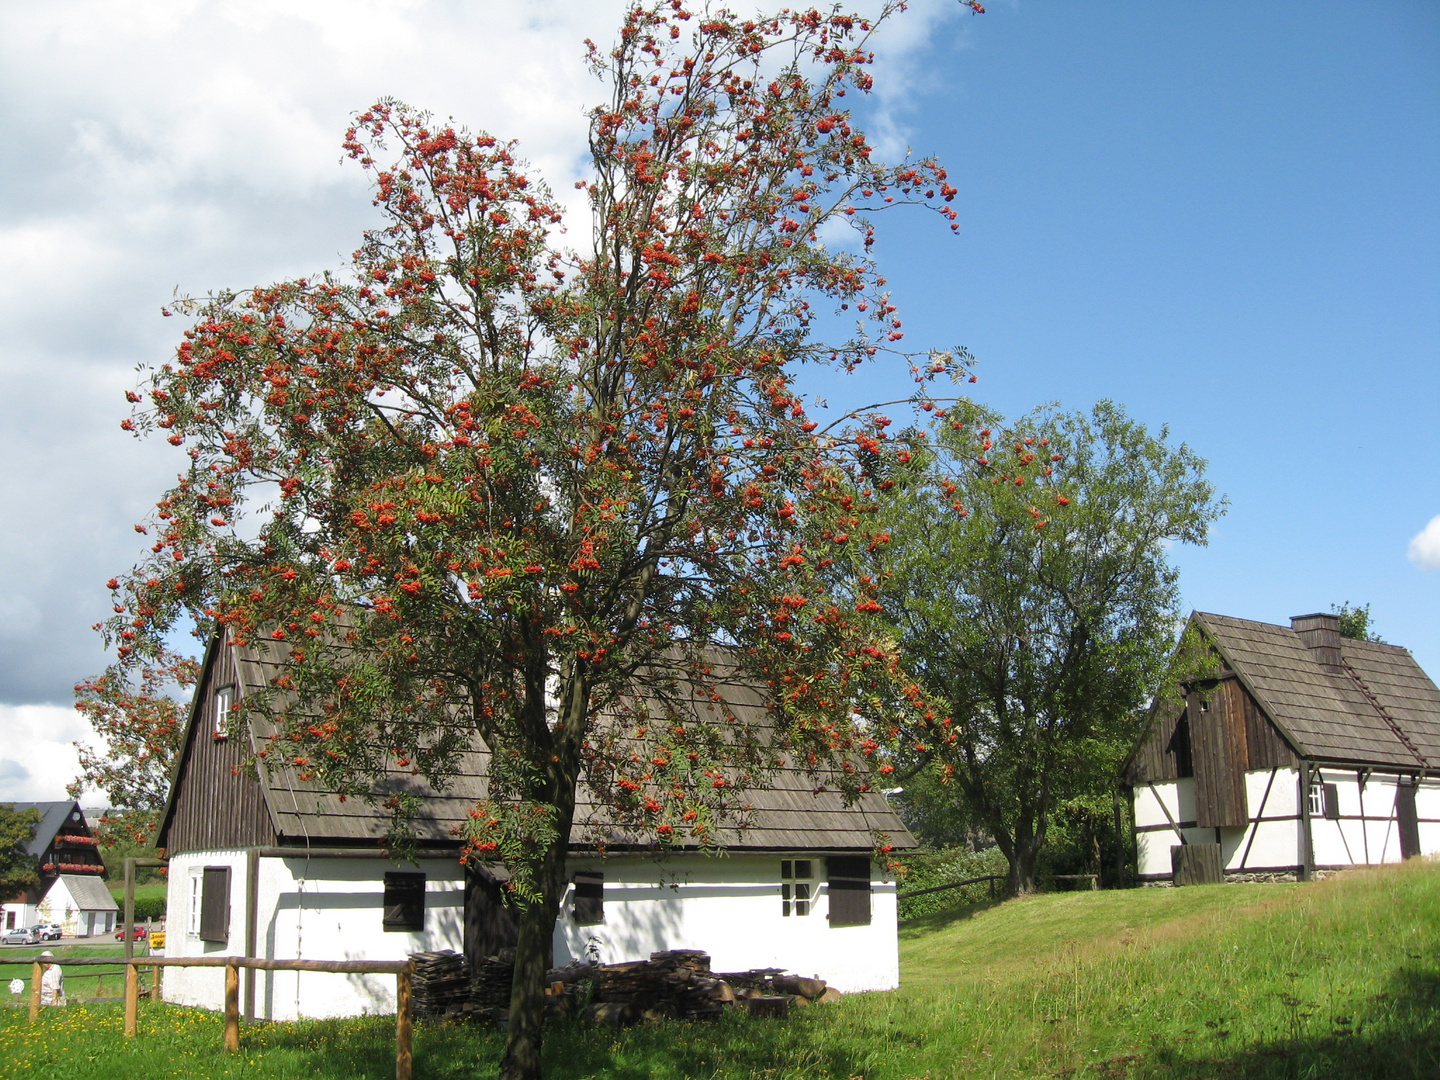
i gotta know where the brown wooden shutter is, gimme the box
[199,866,231,943]
[1396,781,1421,859]
[826,856,871,927]
[382,872,426,932]
[573,871,604,925]
[1322,783,1341,821]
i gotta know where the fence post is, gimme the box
[124,963,139,1037]
[29,962,41,1022]
[395,967,413,1080]
[224,964,240,1052]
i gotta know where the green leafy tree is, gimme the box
[0,803,41,901]
[1332,601,1383,643]
[99,3,979,1075]
[873,400,1224,896]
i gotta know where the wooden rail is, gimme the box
[896,873,1006,900]
[14,954,415,1080]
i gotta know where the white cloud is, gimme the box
[0,704,99,803]
[0,1,956,705]
[1408,515,1440,571]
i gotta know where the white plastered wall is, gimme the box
[1135,769,1440,880]
[552,853,900,993]
[164,851,465,1021]
[1223,767,1301,872]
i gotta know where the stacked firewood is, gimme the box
[409,950,472,1019]
[468,949,516,1017]
[419,947,839,1026]
[583,950,840,1024]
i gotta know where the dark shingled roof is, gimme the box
[1194,611,1440,770]
[5,801,84,858]
[212,636,912,852]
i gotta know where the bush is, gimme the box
[129,896,167,922]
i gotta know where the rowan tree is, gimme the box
[100,3,977,1075]
[870,400,1223,896]
[71,647,199,845]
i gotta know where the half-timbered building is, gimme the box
[1125,611,1440,883]
[155,632,913,1021]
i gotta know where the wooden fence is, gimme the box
[13,954,415,1080]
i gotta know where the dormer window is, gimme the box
[214,685,234,739]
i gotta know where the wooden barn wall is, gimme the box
[1127,705,1192,784]
[1234,679,1298,770]
[166,643,276,853]
[1190,681,1249,829]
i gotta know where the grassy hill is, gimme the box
[1,859,1436,1078]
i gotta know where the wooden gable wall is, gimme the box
[1128,677,1297,801]
[1126,703,1192,784]
[163,639,277,853]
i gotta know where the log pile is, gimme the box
[584,951,840,1025]
[468,950,516,1017]
[408,950,471,1019]
[415,947,840,1026]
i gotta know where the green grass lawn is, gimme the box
[1,860,1436,1079]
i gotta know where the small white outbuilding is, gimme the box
[154,632,913,1021]
[39,874,118,937]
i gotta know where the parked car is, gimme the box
[114,924,147,941]
[2,926,40,945]
[36,923,62,941]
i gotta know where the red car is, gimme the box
[114,924,147,941]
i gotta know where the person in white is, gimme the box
[37,951,65,1006]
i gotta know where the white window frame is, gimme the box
[188,871,203,936]
[1308,779,1325,818]
[214,685,234,739]
[781,859,815,917]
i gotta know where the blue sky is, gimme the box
[0,0,1435,799]
[847,0,1440,665]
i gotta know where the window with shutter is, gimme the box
[573,871,604,925]
[199,866,231,943]
[382,872,426,932]
[826,855,871,927]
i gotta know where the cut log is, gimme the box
[815,987,843,1005]
[773,975,826,1000]
[746,996,790,1019]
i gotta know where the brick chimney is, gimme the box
[1291,612,1343,668]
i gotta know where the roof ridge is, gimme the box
[1337,653,1429,770]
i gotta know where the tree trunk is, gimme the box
[1006,837,1042,897]
[498,876,564,1080]
[498,672,585,1080]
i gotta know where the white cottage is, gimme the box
[154,632,913,1022]
[1125,611,1440,882]
[39,874,119,938]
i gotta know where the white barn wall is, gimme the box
[553,853,900,993]
[165,851,465,1021]
[1134,768,1440,882]
[163,849,250,1011]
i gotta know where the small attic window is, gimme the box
[214,685,234,739]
